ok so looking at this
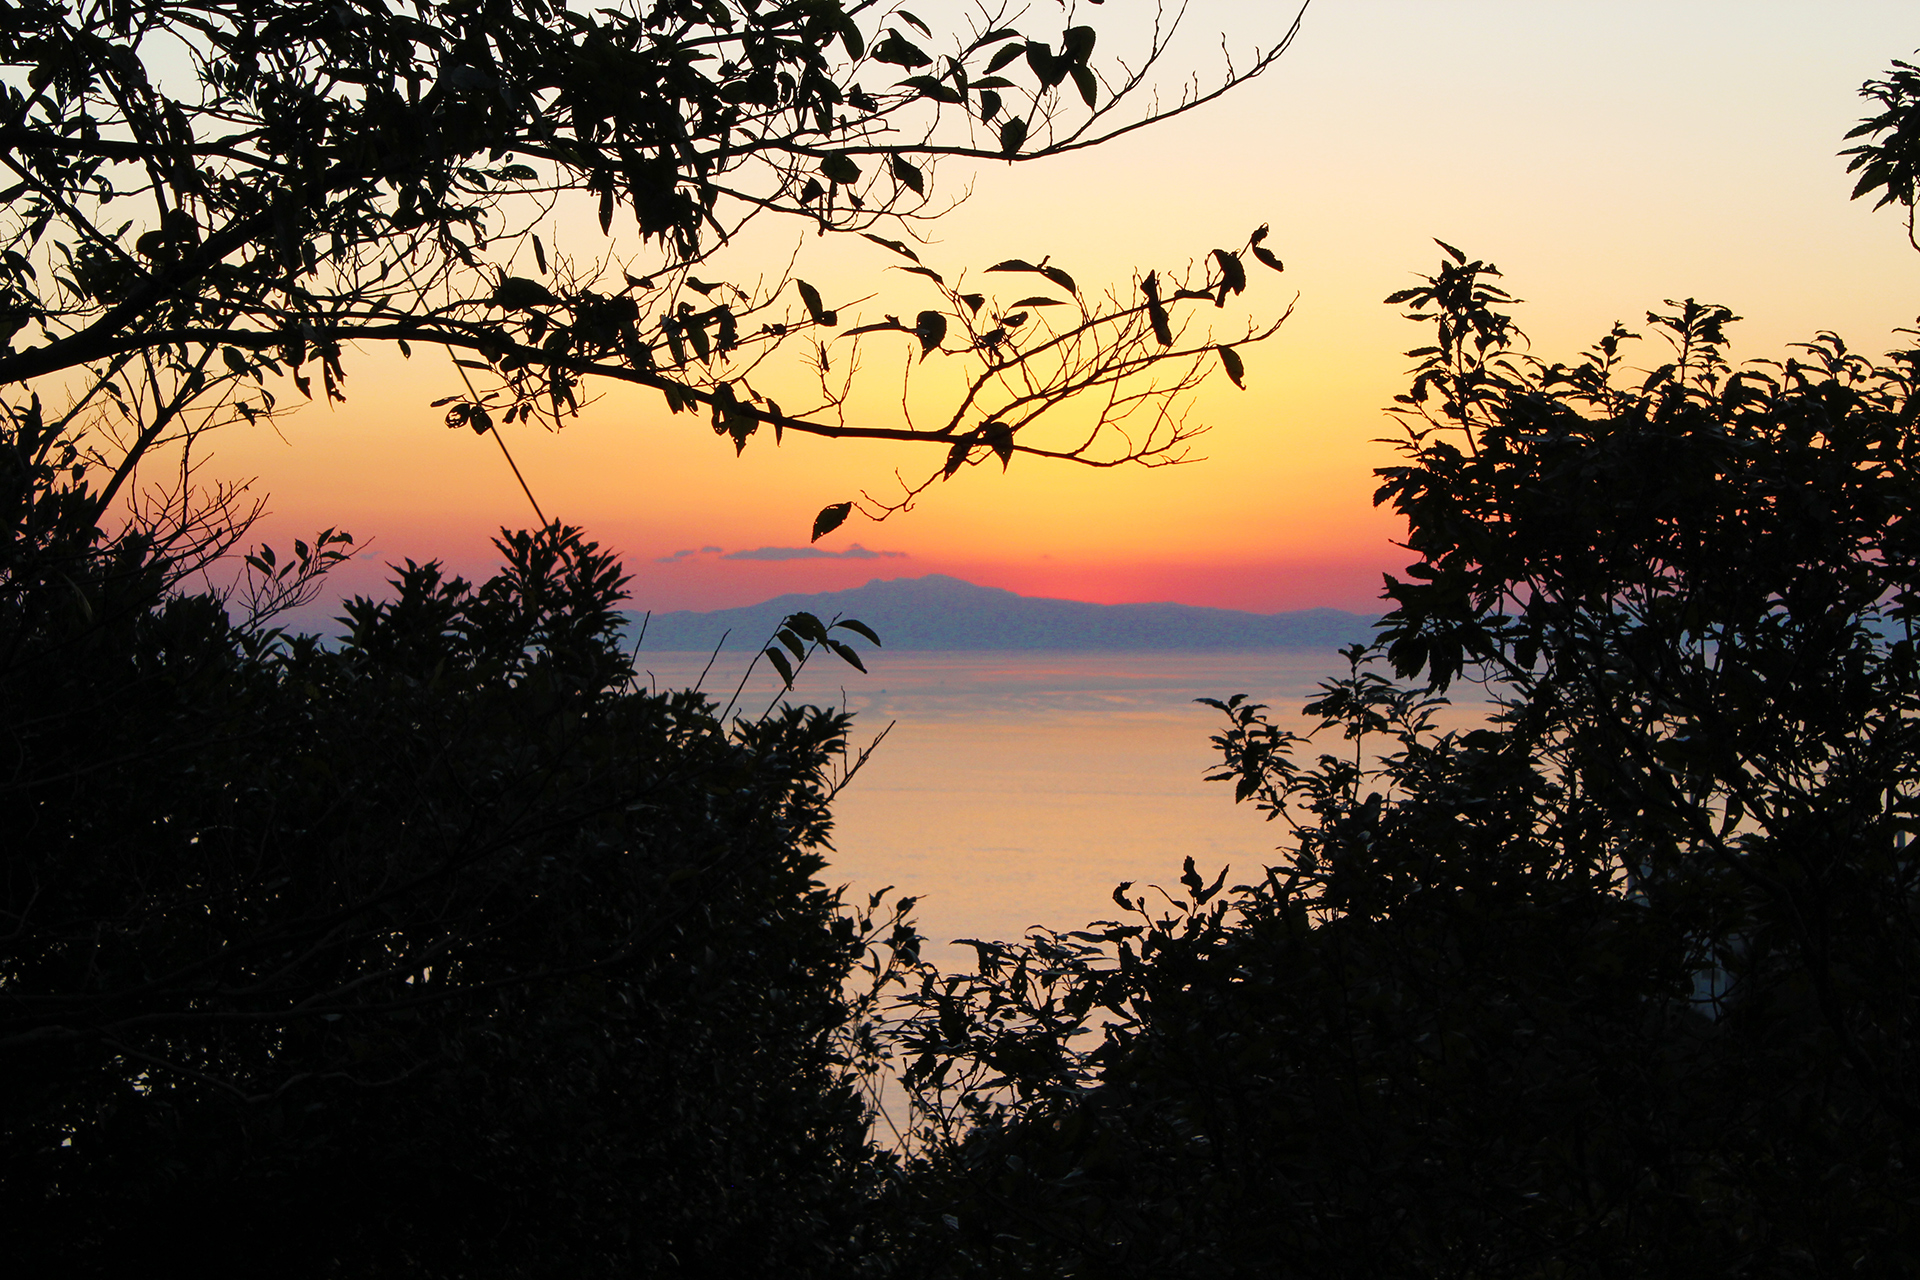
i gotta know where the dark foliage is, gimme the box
[0,0,1297,532]
[0,438,911,1275]
[878,239,1920,1275]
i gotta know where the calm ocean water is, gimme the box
[634,648,1442,961]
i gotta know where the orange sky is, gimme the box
[203,1,1920,615]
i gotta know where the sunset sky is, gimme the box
[209,1,1920,616]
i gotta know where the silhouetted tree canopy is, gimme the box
[0,0,1298,536]
[0,439,923,1272]
[876,240,1920,1274]
[16,23,1920,1280]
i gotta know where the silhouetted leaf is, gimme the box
[899,76,960,105]
[999,116,1027,155]
[891,154,926,192]
[987,260,1074,293]
[812,501,853,542]
[1213,249,1246,295]
[1061,25,1097,65]
[783,611,829,643]
[915,310,947,355]
[1070,64,1096,108]
[1218,344,1245,388]
[985,42,1025,74]
[820,153,861,184]
[1025,41,1066,88]
[796,280,827,323]
[832,618,882,646]
[872,31,931,67]
[982,421,1014,469]
[967,27,1022,53]
[1180,856,1204,898]
[825,639,867,673]
[863,233,921,262]
[1142,272,1172,346]
[495,276,558,309]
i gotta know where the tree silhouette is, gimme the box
[1,0,1299,538]
[873,56,1920,1265]
[0,474,919,1271]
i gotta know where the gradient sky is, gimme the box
[206,1,1920,615]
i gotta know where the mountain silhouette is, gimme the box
[632,574,1375,652]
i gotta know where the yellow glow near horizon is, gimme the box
[201,1,1920,613]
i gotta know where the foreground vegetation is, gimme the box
[14,257,1920,1273]
[881,257,1920,1277]
[8,2,1920,1272]
[1,498,911,1272]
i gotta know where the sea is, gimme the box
[632,647,1479,964]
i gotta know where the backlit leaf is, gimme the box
[899,76,960,105]
[1142,272,1172,346]
[832,618,882,646]
[796,280,827,323]
[1213,249,1246,295]
[1218,344,1246,388]
[812,501,853,542]
[863,233,921,262]
[914,310,947,355]
[985,42,1025,74]
[982,421,1014,469]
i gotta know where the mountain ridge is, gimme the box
[630,574,1377,652]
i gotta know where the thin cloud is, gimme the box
[655,545,726,563]
[723,543,906,562]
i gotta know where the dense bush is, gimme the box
[880,257,1920,1276]
[0,451,905,1275]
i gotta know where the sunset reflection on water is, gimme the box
[636,649,1495,963]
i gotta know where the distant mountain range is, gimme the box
[630,574,1377,652]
